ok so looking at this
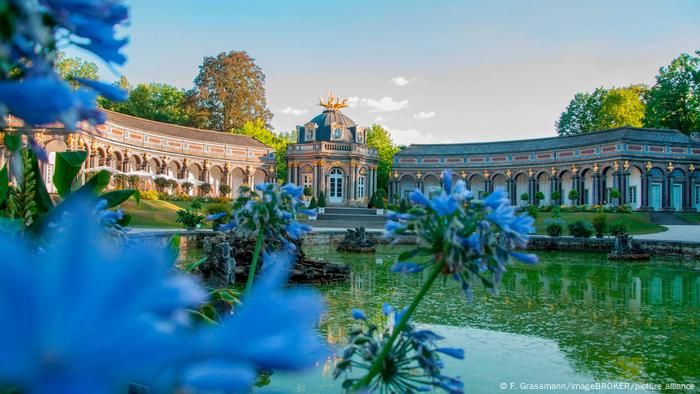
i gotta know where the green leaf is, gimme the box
[3,134,20,151]
[53,151,87,197]
[0,165,8,206]
[100,189,139,209]
[116,213,131,227]
[184,257,207,273]
[82,170,111,194]
[27,150,53,213]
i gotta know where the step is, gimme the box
[322,207,378,215]
[649,212,692,225]
[317,213,387,222]
[299,220,386,229]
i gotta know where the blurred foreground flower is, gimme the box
[0,199,327,392]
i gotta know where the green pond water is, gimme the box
[185,245,700,393]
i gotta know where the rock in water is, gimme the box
[337,227,376,253]
[199,232,350,285]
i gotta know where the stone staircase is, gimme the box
[648,212,693,225]
[301,207,387,229]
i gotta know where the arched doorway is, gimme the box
[329,168,344,203]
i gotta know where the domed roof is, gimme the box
[307,109,357,129]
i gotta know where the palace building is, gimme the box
[1,110,276,196]
[286,94,380,205]
[390,128,700,212]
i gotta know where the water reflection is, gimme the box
[284,246,699,393]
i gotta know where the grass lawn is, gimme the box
[677,212,700,224]
[121,200,196,228]
[533,211,666,235]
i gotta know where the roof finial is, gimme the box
[319,91,348,110]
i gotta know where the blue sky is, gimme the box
[67,0,700,145]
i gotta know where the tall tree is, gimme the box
[597,84,647,129]
[98,76,132,112]
[644,51,700,134]
[126,83,190,125]
[185,51,273,131]
[231,119,294,182]
[366,124,399,193]
[54,52,99,89]
[555,88,606,135]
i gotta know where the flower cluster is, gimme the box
[212,183,314,250]
[335,303,464,393]
[386,170,537,300]
[0,0,129,129]
[0,199,327,392]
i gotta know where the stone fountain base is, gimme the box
[199,233,350,287]
[336,227,376,253]
[607,234,650,262]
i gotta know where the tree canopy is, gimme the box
[229,119,295,182]
[366,124,400,193]
[644,51,700,134]
[555,85,646,136]
[185,51,273,131]
[54,52,99,89]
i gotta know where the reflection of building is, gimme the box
[2,110,276,196]
[391,128,700,211]
[286,94,379,206]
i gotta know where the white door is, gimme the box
[329,168,343,203]
[650,183,662,211]
[671,184,682,211]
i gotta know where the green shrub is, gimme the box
[206,202,231,230]
[181,181,193,194]
[140,189,159,200]
[568,220,593,238]
[616,204,632,213]
[592,214,608,237]
[609,221,629,236]
[527,205,538,219]
[166,179,178,194]
[175,208,206,229]
[534,191,545,205]
[568,189,579,205]
[368,193,377,208]
[190,199,203,210]
[610,189,621,201]
[154,177,169,192]
[544,218,564,236]
[375,193,386,209]
[308,196,318,209]
[198,182,212,196]
[552,204,561,219]
[550,191,561,203]
[317,191,327,207]
[127,175,140,189]
[520,193,529,203]
[219,184,231,196]
[303,186,313,197]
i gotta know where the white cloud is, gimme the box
[387,127,442,146]
[361,97,408,112]
[280,107,308,117]
[390,76,413,87]
[346,96,360,108]
[414,111,436,120]
[373,116,385,123]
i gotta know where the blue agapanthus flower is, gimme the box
[385,171,537,299]
[0,204,206,392]
[335,304,464,393]
[0,0,129,132]
[0,200,328,393]
[215,182,313,250]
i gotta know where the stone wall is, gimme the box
[129,230,700,259]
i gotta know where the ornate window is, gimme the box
[357,130,364,143]
[358,175,366,198]
[302,173,313,190]
[332,127,343,140]
[305,128,314,141]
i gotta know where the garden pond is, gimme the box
[180,245,700,393]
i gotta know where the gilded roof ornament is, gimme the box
[318,91,349,110]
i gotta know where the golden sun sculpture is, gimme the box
[319,92,349,110]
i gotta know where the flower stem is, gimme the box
[243,231,264,296]
[352,257,445,391]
